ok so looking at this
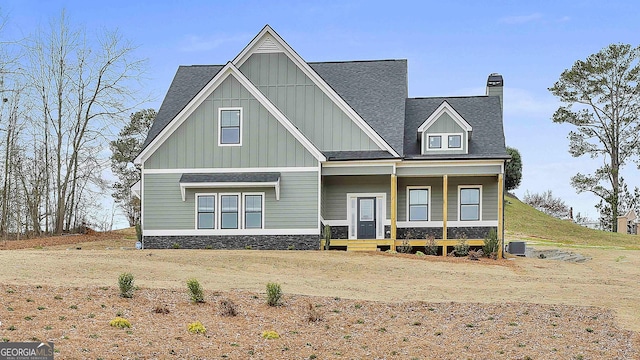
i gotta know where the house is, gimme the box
[617,210,639,235]
[134,25,509,255]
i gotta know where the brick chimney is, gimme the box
[486,73,503,112]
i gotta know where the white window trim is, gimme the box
[427,135,442,149]
[242,192,265,230]
[346,193,387,240]
[424,132,464,152]
[457,185,482,221]
[218,107,243,147]
[219,192,241,229]
[195,193,217,230]
[406,186,431,222]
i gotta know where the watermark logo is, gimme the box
[0,342,54,360]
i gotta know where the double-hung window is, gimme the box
[459,187,481,221]
[197,195,216,229]
[218,108,242,146]
[244,194,263,229]
[220,194,239,229]
[408,188,429,221]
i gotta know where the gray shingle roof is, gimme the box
[310,60,407,156]
[404,96,508,159]
[142,65,223,149]
[140,61,506,162]
[324,150,396,161]
[179,172,280,183]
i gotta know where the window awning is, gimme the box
[178,172,280,201]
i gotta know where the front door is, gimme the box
[357,197,376,239]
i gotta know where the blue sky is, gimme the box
[2,0,639,227]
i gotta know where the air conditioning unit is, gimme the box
[508,241,526,256]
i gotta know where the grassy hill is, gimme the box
[505,195,640,250]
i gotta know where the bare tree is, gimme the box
[523,190,570,219]
[26,10,147,234]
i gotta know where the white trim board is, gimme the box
[134,62,326,164]
[182,180,279,201]
[232,25,399,158]
[144,167,319,174]
[144,229,320,236]
[396,220,498,228]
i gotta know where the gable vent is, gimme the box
[255,35,282,53]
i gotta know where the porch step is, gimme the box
[347,241,379,252]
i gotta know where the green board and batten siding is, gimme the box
[144,172,318,230]
[423,112,468,155]
[145,76,318,169]
[240,53,382,152]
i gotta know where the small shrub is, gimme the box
[172,242,181,249]
[425,235,438,255]
[7,325,16,331]
[397,235,413,253]
[153,305,170,314]
[306,302,322,322]
[415,251,425,257]
[266,282,282,307]
[244,245,252,250]
[118,273,135,298]
[219,299,238,317]
[323,224,331,250]
[483,228,499,259]
[453,237,469,257]
[109,317,131,329]
[186,278,205,303]
[261,330,280,339]
[287,245,295,250]
[187,321,206,334]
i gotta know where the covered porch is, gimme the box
[320,160,505,256]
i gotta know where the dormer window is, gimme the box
[417,101,472,155]
[448,135,461,149]
[428,135,441,149]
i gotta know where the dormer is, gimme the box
[417,101,472,155]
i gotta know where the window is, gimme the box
[220,194,239,229]
[428,135,441,149]
[408,188,429,221]
[460,187,481,221]
[448,134,461,148]
[197,195,215,229]
[219,108,242,145]
[244,194,263,229]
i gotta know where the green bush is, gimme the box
[186,278,205,303]
[266,282,282,307]
[453,238,469,257]
[118,273,135,298]
[483,228,499,259]
[397,239,413,254]
[323,224,331,250]
[135,223,142,242]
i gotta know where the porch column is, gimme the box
[497,173,504,258]
[442,175,448,256]
[390,174,397,251]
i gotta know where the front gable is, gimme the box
[417,101,472,155]
[233,25,399,156]
[141,64,324,169]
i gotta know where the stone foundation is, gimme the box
[397,227,443,240]
[143,235,320,250]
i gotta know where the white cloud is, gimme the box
[499,13,543,25]
[179,33,250,52]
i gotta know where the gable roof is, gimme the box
[416,100,472,134]
[135,63,326,164]
[310,60,407,156]
[404,96,508,159]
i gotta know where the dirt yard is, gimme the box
[0,233,638,358]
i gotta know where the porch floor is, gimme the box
[321,239,486,255]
